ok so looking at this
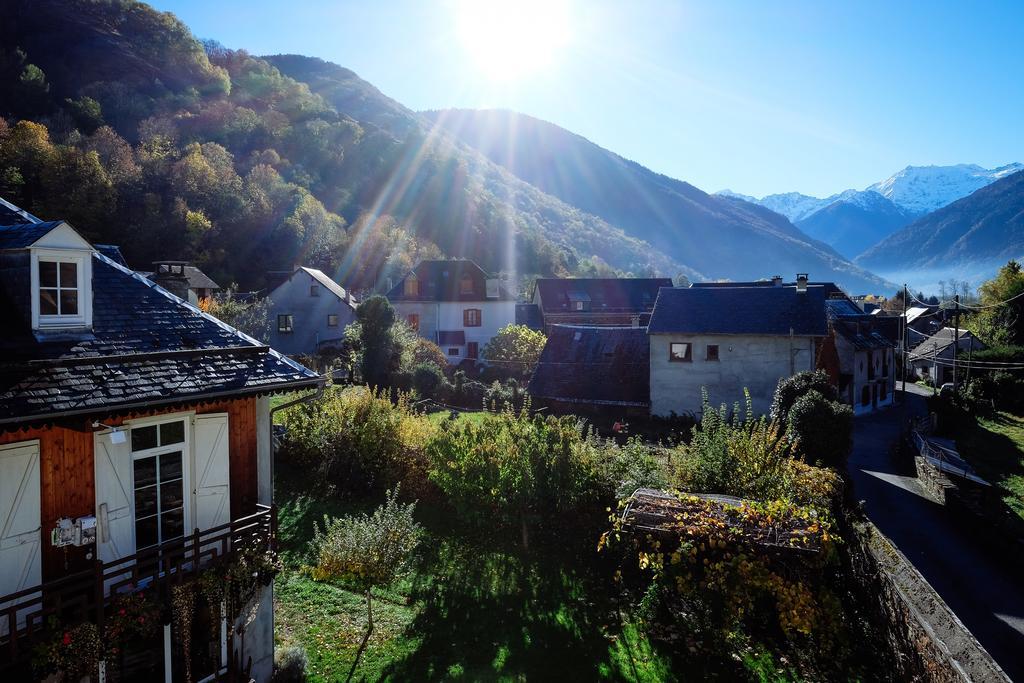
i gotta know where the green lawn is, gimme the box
[271,479,679,682]
[957,411,1024,521]
[424,409,488,428]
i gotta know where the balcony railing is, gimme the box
[0,504,276,670]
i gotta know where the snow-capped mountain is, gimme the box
[868,163,1024,214]
[716,162,1021,260]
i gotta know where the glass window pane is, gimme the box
[135,515,158,550]
[160,421,185,446]
[59,289,78,315]
[39,261,57,287]
[134,485,158,518]
[39,289,58,316]
[160,451,183,482]
[133,456,157,488]
[162,509,184,542]
[160,478,184,511]
[132,426,158,452]
[59,261,77,287]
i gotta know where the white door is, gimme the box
[0,440,41,635]
[94,430,135,565]
[193,414,231,537]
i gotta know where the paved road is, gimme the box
[847,389,1024,681]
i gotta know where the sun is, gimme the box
[453,0,572,82]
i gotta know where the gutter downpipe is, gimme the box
[268,379,326,504]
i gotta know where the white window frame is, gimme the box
[126,413,193,554]
[278,314,294,333]
[31,248,92,329]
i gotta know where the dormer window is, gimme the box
[32,248,92,329]
[404,274,419,297]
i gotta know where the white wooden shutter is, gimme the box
[94,430,135,564]
[0,441,41,635]
[193,414,231,534]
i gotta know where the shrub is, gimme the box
[282,387,433,494]
[412,362,444,399]
[272,646,308,683]
[770,370,837,424]
[484,378,525,411]
[425,408,611,547]
[601,437,667,499]
[406,337,448,373]
[786,390,854,467]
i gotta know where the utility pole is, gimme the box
[952,294,960,403]
[901,284,908,396]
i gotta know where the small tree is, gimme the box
[201,286,272,342]
[356,295,397,389]
[481,324,547,377]
[308,488,421,680]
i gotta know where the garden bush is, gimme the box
[412,362,445,399]
[600,437,667,498]
[786,390,854,467]
[672,391,840,508]
[282,387,434,495]
[426,407,612,547]
[771,370,838,424]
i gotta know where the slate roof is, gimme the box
[535,278,671,313]
[140,264,222,292]
[95,244,128,267]
[0,221,65,249]
[691,279,847,299]
[824,298,899,349]
[387,260,516,302]
[300,267,357,307]
[909,327,985,360]
[0,250,321,425]
[0,197,41,226]
[528,325,650,406]
[648,286,829,337]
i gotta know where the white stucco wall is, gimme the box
[393,300,516,363]
[649,333,817,417]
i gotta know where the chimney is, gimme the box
[795,273,808,293]
[771,275,783,287]
[631,314,641,328]
[152,261,191,301]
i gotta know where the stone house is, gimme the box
[268,266,358,356]
[821,298,898,414]
[387,260,517,364]
[647,280,828,417]
[139,260,222,305]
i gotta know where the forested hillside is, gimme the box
[0,0,676,291]
[423,108,893,292]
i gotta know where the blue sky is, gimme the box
[153,0,1024,198]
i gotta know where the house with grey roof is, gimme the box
[387,260,517,364]
[647,277,829,417]
[908,327,986,386]
[530,277,671,330]
[0,209,321,680]
[268,266,358,356]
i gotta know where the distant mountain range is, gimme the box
[856,169,1024,281]
[719,163,1022,260]
[423,108,892,292]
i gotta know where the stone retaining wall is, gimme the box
[850,520,1009,682]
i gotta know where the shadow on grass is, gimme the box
[380,535,674,682]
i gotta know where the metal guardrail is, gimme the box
[0,504,275,668]
[911,430,990,486]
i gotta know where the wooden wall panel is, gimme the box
[0,396,261,582]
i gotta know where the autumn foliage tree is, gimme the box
[481,324,547,378]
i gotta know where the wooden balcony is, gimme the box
[0,505,276,673]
